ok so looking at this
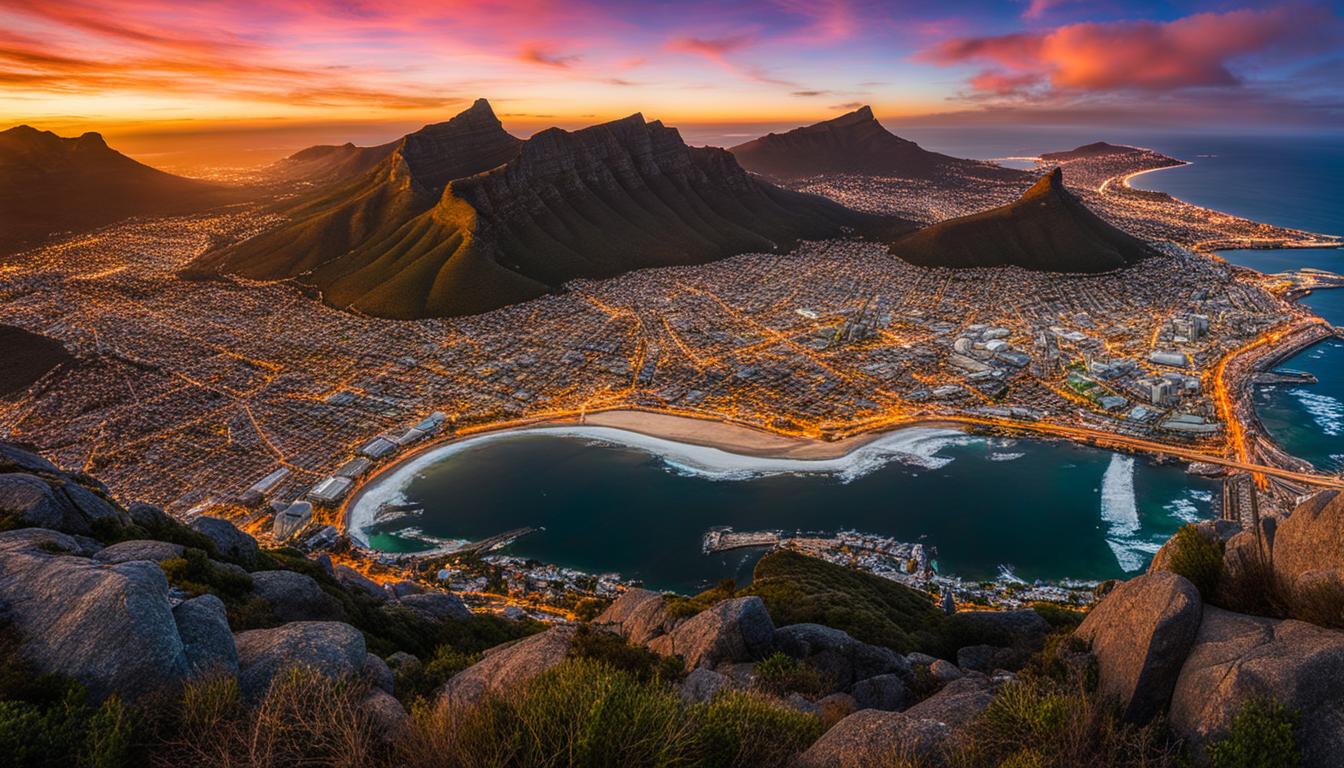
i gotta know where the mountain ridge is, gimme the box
[0,125,237,255]
[728,106,1023,182]
[192,101,909,319]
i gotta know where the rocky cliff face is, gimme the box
[729,106,1022,183]
[194,104,904,319]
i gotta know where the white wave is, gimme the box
[989,452,1026,462]
[1290,389,1343,436]
[997,564,1025,584]
[347,424,984,546]
[1100,455,1149,572]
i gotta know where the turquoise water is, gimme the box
[358,429,1214,593]
[1221,248,1344,472]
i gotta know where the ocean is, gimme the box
[357,130,1341,592]
[353,428,1214,593]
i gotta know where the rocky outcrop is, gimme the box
[679,667,730,704]
[774,623,910,689]
[334,564,387,601]
[0,471,128,535]
[0,528,193,699]
[903,674,995,731]
[94,539,185,564]
[850,673,908,711]
[249,570,346,622]
[1169,607,1344,766]
[173,594,238,677]
[595,588,674,645]
[1271,491,1344,617]
[796,709,951,768]
[1075,571,1202,723]
[190,516,261,568]
[647,596,774,671]
[234,621,368,701]
[395,591,471,622]
[437,625,576,709]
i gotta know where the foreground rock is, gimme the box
[1169,607,1344,767]
[395,591,471,622]
[0,528,193,699]
[1075,571,1202,723]
[190,516,261,568]
[903,674,995,731]
[796,709,950,768]
[173,594,238,677]
[647,597,774,671]
[437,625,576,709]
[249,570,346,622]
[235,621,367,700]
[1271,491,1344,617]
[774,623,911,690]
[595,588,674,645]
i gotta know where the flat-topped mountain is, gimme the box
[729,106,1022,182]
[887,168,1157,272]
[0,125,234,255]
[192,101,905,319]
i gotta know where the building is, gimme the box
[308,476,354,506]
[272,501,312,541]
[1149,350,1189,368]
[1145,378,1174,406]
[359,436,398,459]
[239,467,289,506]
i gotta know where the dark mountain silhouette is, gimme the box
[887,168,1157,272]
[265,140,399,186]
[0,325,73,396]
[192,100,907,319]
[1039,142,1138,162]
[728,106,1022,182]
[0,125,236,255]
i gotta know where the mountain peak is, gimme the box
[1023,167,1065,199]
[888,164,1154,273]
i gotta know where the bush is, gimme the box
[691,689,824,768]
[160,548,253,600]
[949,675,1183,768]
[743,550,946,654]
[1166,524,1224,600]
[752,652,825,697]
[0,621,137,768]
[397,658,823,768]
[1029,603,1086,631]
[147,668,384,768]
[665,579,738,621]
[1207,698,1300,768]
[395,646,480,704]
[568,624,683,684]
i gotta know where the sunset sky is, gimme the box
[2,1,1341,167]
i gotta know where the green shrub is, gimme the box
[665,579,738,621]
[1166,524,1224,600]
[568,624,683,684]
[691,689,824,768]
[1029,603,1085,631]
[752,652,825,697]
[160,548,253,600]
[395,646,480,704]
[573,597,610,622]
[743,550,946,654]
[1207,698,1301,768]
[0,622,138,768]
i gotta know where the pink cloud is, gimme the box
[968,70,1042,95]
[518,43,580,68]
[921,3,1341,93]
[666,33,757,64]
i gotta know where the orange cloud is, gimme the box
[518,43,581,68]
[921,3,1341,93]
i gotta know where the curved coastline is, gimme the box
[342,415,981,548]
